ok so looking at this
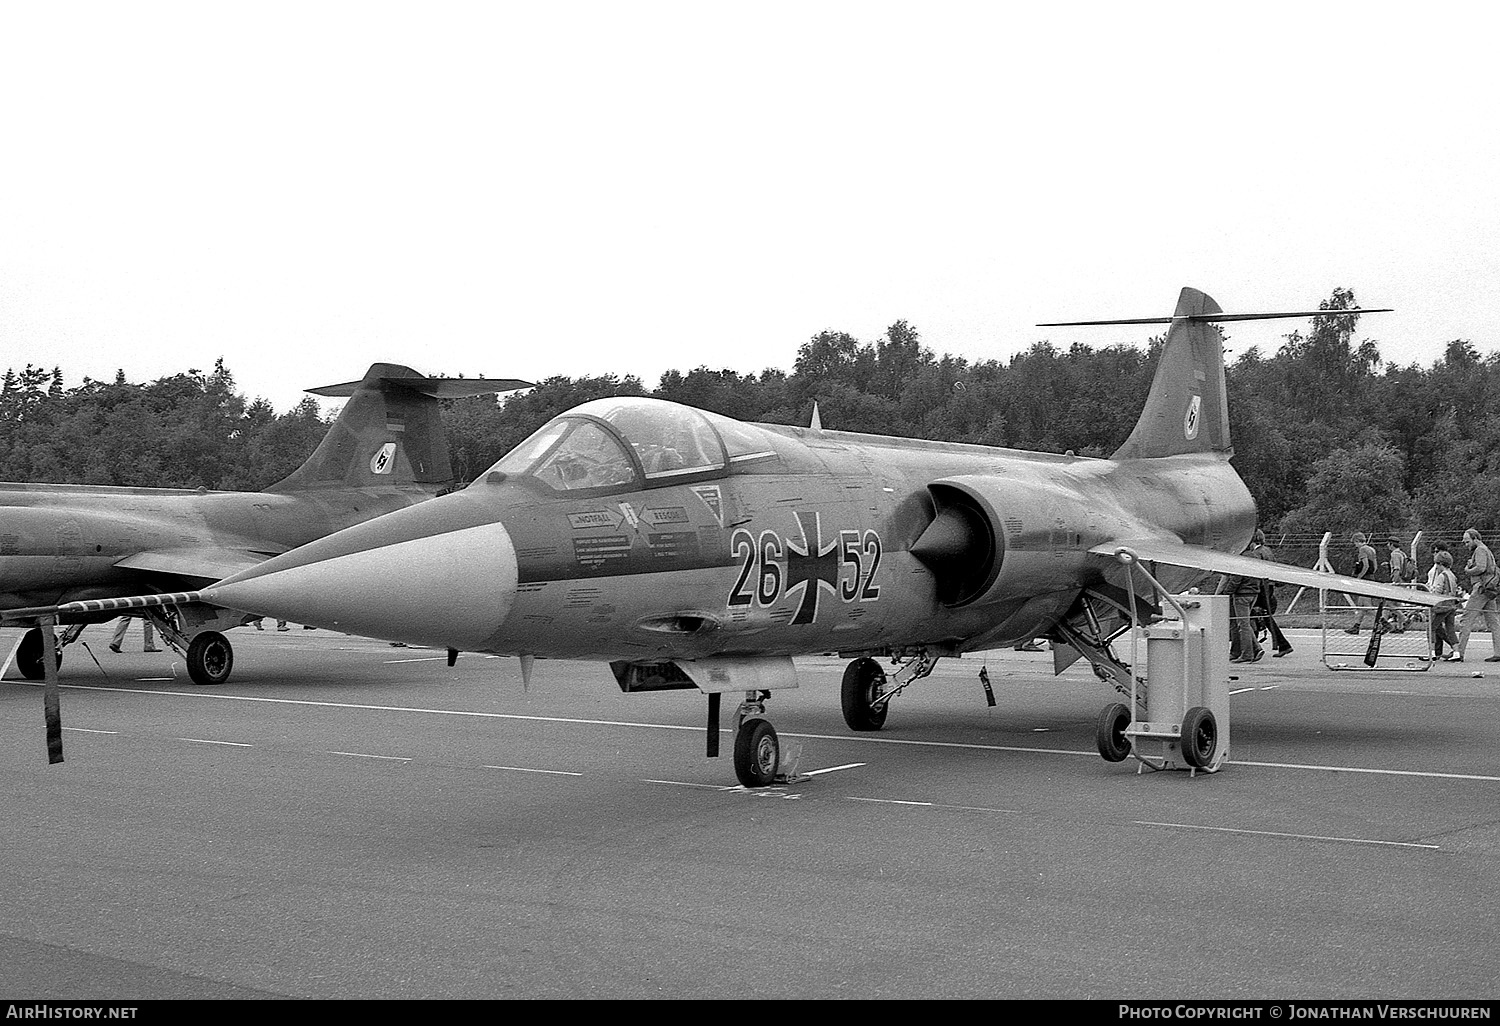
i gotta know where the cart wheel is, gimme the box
[1095,702,1132,762]
[1180,706,1218,769]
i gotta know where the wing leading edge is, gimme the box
[1091,538,1448,608]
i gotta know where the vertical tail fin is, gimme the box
[1111,287,1231,460]
[265,364,531,492]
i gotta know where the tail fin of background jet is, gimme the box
[265,364,531,492]
[1041,287,1390,462]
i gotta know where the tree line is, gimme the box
[5,289,1496,573]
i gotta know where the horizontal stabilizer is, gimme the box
[307,375,532,398]
[1039,307,1390,327]
[1091,538,1448,607]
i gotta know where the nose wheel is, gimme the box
[733,718,780,787]
[726,691,799,787]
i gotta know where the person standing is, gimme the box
[1344,532,1379,634]
[1454,528,1500,662]
[1427,550,1461,661]
[1217,546,1264,663]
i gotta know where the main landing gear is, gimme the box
[185,631,234,686]
[17,626,65,680]
[141,608,237,686]
[839,651,939,732]
[14,613,239,687]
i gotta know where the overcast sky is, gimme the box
[2,2,1496,415]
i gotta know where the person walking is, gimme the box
[1249,530,1293,657]
[1344,532,1379,634]
[1426,550,1461,661]
[1387,538,1411,583]
[108,616,160,654]
[1453,528,1500,662]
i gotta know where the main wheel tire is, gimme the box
[841,657,889,731]
[17,627,62,681]
[186,631,234,686]
[1095,702,1132,762]
[1180,705,1218,769]
[733,718,780,787]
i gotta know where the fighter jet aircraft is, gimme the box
[0,363,528,685]
[12,289,1439,783]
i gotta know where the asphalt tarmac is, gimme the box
[1,626,1496,1000]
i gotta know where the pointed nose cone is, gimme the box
[204,520,518,650]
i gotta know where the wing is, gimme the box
[1091,538,1447,607]
[113,547,279,583]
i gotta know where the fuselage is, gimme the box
[201,399,1258,661]
[477,429,1256,659]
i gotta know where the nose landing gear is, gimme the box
[724,690,801,788]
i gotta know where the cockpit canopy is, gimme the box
[486,397,730,492]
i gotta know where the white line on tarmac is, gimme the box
[329,751,411,762]
[177,738,254,747]
[20,680,1500,783]
[1135,820,1441,850]
[849,796,1025,815]
[482,765,583,776]
[1231,759,1500,782]
[803,762,866,776]
[643,779,736,790]
[63,727,118,734]
[384,657,447,664]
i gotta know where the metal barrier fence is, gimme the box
[1319,584,1434,671]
